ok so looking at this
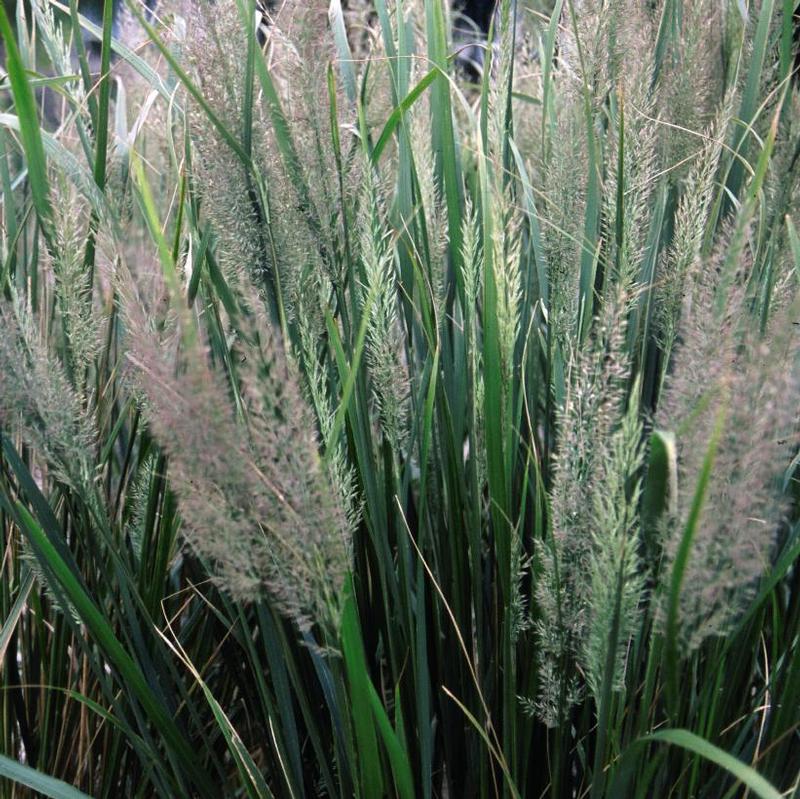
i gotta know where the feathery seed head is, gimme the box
[0,302,98,495]
[359,171,409,451]
[121,276,352,633]
[656,217,800,650]
[534,299,638,724]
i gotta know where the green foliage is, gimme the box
[0,0,799,797]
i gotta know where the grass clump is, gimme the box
[0,0,799,797]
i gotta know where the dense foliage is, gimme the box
[0,1,799,797]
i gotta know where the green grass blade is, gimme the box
[509,136,549,304]
[540,0,564,159]
[642,430,677,555]
[0,568,34,664]
[366,681,415,799]
[53,0,171,99]
[664,409,727,714]
[0,113,111,216]
[11,502,217,799]
[725,0,776,202]
[325,304,373,459]
[329,0,357,104]
[729,522,800,639]
[644,729,782,799]
[0,4,53,238]
[92,0,115,193]
[371,67,440,165]
[424,0,464,287]
[341,577,385,798]
[156,626,276,799]
[0,755,94,799]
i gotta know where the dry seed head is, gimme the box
[602,86,658,306]
[31,0,91,128]
[658,0,725,172]
[654,100,731,354]
[657,213,800,649]
[491,189,523,385]
[0,301,98,495]
[539,100,587,348]
[125,453,158,565]
[409,99,448,312]
[582,394,645,700]
[263,0,345,284]
[122,296,352,632]
[534,299,633,725]
[183,1,267,296]
[658,317,800,650]
[359,172,409,451]
[296,287,362,537]
[460,199,487,497]
[47,178,101,377]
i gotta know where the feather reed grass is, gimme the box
[0,0,798,796]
